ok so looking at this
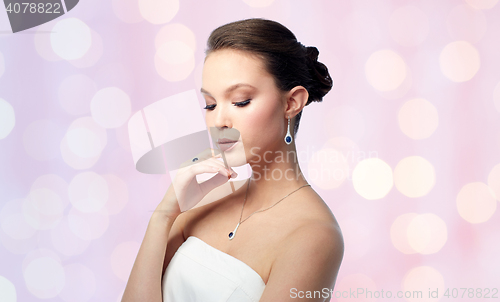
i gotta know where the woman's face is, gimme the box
[201,49,287,167]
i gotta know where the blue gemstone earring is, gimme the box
[284,117,292,145]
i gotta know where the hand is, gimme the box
[155,148,237,220]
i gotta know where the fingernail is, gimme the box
[230,171,238,178]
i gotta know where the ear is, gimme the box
[284,86,308,119]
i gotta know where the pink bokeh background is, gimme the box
[1,0,500,301]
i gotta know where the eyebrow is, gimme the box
[200,83,256,97]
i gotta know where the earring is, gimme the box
[284,117,292,145]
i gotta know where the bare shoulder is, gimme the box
[284,218,343,258]
[280,210,344,265]
[280,187,344,267]
[260,193,344,300]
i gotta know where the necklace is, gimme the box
[228,179,311,240]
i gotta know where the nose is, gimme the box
[212,103,232,129]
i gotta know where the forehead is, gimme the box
[202,49,275,92]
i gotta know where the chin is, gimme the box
[223,144,248,168]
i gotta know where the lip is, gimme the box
[217,138,237,144]
[217,140,239,152]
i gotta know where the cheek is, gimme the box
[242,103,283,143]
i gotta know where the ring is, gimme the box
[192,157,198,162]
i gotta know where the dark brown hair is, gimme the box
[206,18,333,137]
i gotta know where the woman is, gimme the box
[122,18,343,302]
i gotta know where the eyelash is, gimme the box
[203,99,251,111]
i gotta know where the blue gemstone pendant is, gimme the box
[229,222,240,240]
[284,118,293,145]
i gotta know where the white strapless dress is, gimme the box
[162,236,266,302]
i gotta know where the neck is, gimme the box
[243,144,308,213]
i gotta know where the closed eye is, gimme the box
[203,104,216,110]
[203,99,251,110]
[234,99,251,107]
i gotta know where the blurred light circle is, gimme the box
[439,41,480,82]
[157,41,193,65]
[23,119,63,161]
[0,275,17,302]
[324,106,365,142]
[375,67,413,101]
[391,213,418,254]
[28,188,64,217]
[68,207,109,240]
[34,22,62,61]
[155,23,196,52]
[66,127,102,158]
[58,74,97,116]
[457,182,497,223]
[155,52,195,82]
[91,87,131,129]
[2,213,36,240]
[403,266,445,302]
[60,136,100,169]
[394,156,436,198]
[323,136,361,170]
[61,117,107,169]
[153,24,196,82]
[398,98,439,140]
[31,174,69,209]
[307,148,349,190]
[50,216,90,256]
[68,29,103,69]
[407,213,448,254]
[446,4,487,43]
[112,0,143,23]
[0,98,15,139]
[66,210,91,241]
[138,0,179,24]
[0,51,4,78]
[1,199,37,240]
[365,49,407,91]
[243,0,275,7]
[155,41,195,82]
[389,6,429,47]
[487,163,500,201]
[493,82,500,113]
[69,172,109,213]
[103,174,129,215]
[22,248,59,271]
[465,0,499,9]
[23,255,65,298]
[23,188,64,230]
[50,18,92,60]
[0,204,38,254]
[353,158,393,200]
[0,215,39,255]
[111,241,141,282]
[59,263,96,302]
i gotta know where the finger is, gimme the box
[205,157,236,175]
[180,148,220,168]
[191,148,223,162]
[198,173,230,195]
[189,162,231,177]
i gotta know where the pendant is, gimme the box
[228,222,240,240]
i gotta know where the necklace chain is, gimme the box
[237,179,311,225]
